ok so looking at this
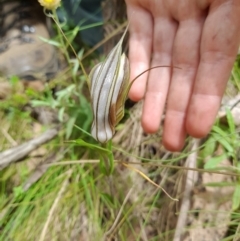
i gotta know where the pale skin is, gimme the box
[125,0,240,151]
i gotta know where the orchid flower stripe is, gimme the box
[89,26,129,143]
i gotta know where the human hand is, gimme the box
[125,0,240,151]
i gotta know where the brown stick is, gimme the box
[173,138,200,241]
[0,127,59,170]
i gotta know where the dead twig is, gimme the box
[173,138,200,241]
[0,127,59,170]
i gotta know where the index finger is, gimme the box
[126,2,153,101]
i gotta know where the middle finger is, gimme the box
[163,8,207,151]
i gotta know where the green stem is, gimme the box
[49,10,89,83]
[52,9,71,64]
[101,140,115,203]
[101,140,114,176]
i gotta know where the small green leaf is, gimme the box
[226,107,235,134]
[232,184,240,210]
[204,153,228,169]
[31,100,51,107]
[39,36,61,47]
[71,139,111,154]
[212,133,234,155]
[66,116,76,139]
[212,125,228,137]
[58,107,65,122]
[201,136,216,159]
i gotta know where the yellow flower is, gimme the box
[38,0,61,10]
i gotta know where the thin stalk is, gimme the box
[52,9,71,64]
[101,140,115,202]
[45,10,89,82]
